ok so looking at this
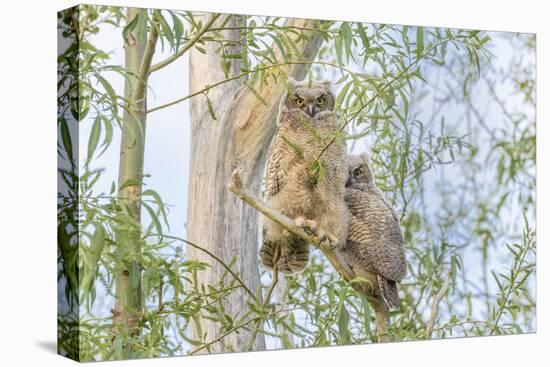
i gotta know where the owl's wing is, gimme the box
[265,131,284,198]
[348,183,401,222]
[345,188,407,282]
[379,193,401,223]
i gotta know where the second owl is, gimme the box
[260,78,348,274]
[341,153,407,309]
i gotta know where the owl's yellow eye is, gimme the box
[354,168,363,177]
[295,97,304,106]
[316,97,325,105]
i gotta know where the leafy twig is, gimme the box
[153,233,259,303]
[313,36,459,164]
[189,307,299,355]
[490,225,535,335]
[147,60,368,114]
[149,13,221,73]
[246,266,279,351]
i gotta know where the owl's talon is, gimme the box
[294,216,306,228]
[320,237,336,249]
[294,217,318,237]
[317,230,338,250]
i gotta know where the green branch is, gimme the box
[146,60,366,114]
[149,13,221,73]
[189,307,300,355]
[246,266,279,351]
[313,36,459,164]
[154,233,260,303]
[490,226,535,335]
[131,21,159,103]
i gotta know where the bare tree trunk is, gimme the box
[186,14,325,352]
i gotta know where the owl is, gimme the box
[260,78,348,274]
[341,153,407,309]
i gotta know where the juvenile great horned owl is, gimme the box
[342,153,407,309]
[260,78,348,274]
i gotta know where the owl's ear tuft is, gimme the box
[287,77,298,89]
[359,152,370,165]
[359,152,370,168]
[320,79,332,90]
[359,152,375,184]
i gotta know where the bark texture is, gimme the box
[186,14,324,352]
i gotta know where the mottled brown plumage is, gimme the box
[260,78,348,274]
[342,153,407,309]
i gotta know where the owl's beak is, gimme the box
[306,104,315,117]
[346,175,353,187]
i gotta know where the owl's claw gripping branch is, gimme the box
[228,168,356,280]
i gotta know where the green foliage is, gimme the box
[57,5,536,361]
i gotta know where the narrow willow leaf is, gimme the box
[205,93,217,120]
[87,115,102,163]
[136,10,148,45]
[341,22,353,63]
[143,202,163,238]
[337,304,351,344]
[122,11,140,45]
[154,10,175,50]
[169,11,184,51]
[356,23,370,49]
[59,118,73,163]
[280,135,304,158]
[143,189,169,228]
[95,74,118,113]
[416,27,424,59]
[359,294,372,334]
[97,115,113,157]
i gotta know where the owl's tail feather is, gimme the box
[260,238,309,274]
[377,275,400,310]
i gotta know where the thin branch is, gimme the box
[417,320,489,339]
[313,36,460,164]
[490,232,533,335]
[131,23,159,102]
[146,60,368,114]
[149,13,221,74]
[189,307,299,355]
[246,266,279,351]
[440,64,497,141]
[154,285,243,316]
[312,302,340,345]
[426,268,453,338]
[206,25,334,34]
[153,233,259,303]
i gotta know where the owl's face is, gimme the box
[284,79,335,118]
[346,154,373,187]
